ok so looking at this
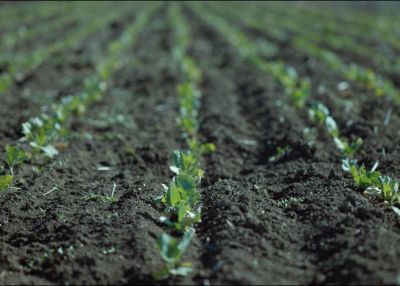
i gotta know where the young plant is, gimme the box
[268,145,292,162]
[0,172,13,191]
[0,145,29,191]
[156,171,201,233]
[5,145,29,177]
[309,102,362,158]
[350,163,381,188]
[334,137,363,158]
[153,228,194,280]
[365,176,400,204]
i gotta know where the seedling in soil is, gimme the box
[334,137,363,158]
[169,150,204,182]
[365,176,400,204]
[308,102,339,138]
[309,102,362,158]
[5,145,29,177]
[268,145,292,162]
[343,160,400,204]
[0,174,13,191]
[0,145,29,191]
[83,193,117,203]
[351,164,380,187]
[153,228,194,280]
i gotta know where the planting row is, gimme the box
[0,3,160,190]
[208,3,400,103]
[154,3,215,279]
[189,3,400,211]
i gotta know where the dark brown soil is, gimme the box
[1,2,400,285]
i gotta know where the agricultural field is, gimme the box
[1,1,400,284]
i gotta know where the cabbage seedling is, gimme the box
[5,145,29,177]
[153,228,194,280]
[365,176,400,204]
[0,174,13,191]
[268,145,292,162]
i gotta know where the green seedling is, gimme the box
[160,206,201,233]
[268,145,292,162]
[334,137,363,158]
[153,228,194,280]
[342,159,400,203]
[84,183,117,203]
[365,176,400,204]
[177,82,201,137]
[181,57,202,84]
[308,102,339,137]
[22,116,63,158]
[5,145,29,177]
[309,102,362,158]
[156,174,199,213]
[0,145,29,191]
[350,163,381,188]
[83,193,117,203]
[0,174,13,191]
[169,150,204,182]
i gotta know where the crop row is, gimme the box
[209,3,400,103]
[0,3,130,93]
[153,3,216,280]
[0,3,160,191]
[190,3,400,212]
[263,2,400,52]
[0,2,69,35]
[0,2,111,53]
[251,4,400,81]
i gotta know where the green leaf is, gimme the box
[177,200,190,223]
[157,233,181,263]
[167,181,182,207]
[6,145,29,169]
[200,143,216,155]
[0,175,13,191]
[170,150,184,174]
[175,174,198,206]
[170,263,193,276]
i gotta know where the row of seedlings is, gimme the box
[208,2,400,103]
[0,2,68,35]
[259,2,400,53]
[190,2,310,109]
[0,4,160,191]
[0,2,129,93]
[153,3,215,279]
[0,2,110,53]
[190,4,400,212]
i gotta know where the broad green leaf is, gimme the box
[175,174,198,206]
[177,200,190,223]
[157,233,180,263]
[0,175,13,191]
[200,143,216,154]
[167,181,182,207]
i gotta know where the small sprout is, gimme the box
[309,102,339,137]
[102,247,116,255]
[350,163,381,188]
[153,228,194,280]
[334,137,363,158]
[365,176,400,204]
[268,145,292,162]
[170,150,204,182]
[5,145,29,177]
[0,175,13,191]
[83,192,117,203]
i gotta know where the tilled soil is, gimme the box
[1,3,400,285]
